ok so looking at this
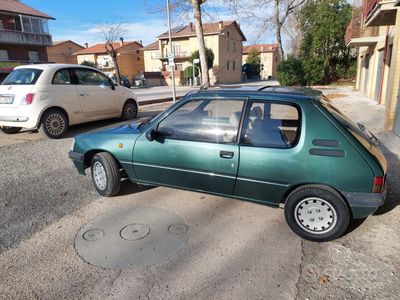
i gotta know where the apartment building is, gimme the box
[143,21,246,86]
[74,39,144,82]
[0,0,54,81]
[345,0,400,136]
[47,40,84,64]
[242,44,280,79]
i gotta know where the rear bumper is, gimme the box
[68,151,86,175]
[342,187,387,219]
[0,107,40,128]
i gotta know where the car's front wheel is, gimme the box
[39,109,68,139]
[0,126,22,134]
[121,100,138,120]
[284,185,350,242]
[91,152,121,197]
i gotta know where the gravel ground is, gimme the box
[0,87,399,299]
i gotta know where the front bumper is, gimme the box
[342,187,387,219]
[68,151,86,175]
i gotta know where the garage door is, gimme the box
[394,82,400,136]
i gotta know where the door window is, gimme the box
[74,68,111,86]
[157,99,245,144]
[241,101,300,148]
[52,69,71,84]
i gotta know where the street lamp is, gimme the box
[166,0,176,102]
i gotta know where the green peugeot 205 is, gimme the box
[69,86,387,241]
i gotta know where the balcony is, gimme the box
[345,16,380,47]
[159,51,191,60]
[363,0,397,26]
[0,30,52,46]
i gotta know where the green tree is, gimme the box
[190,48,215,70]
[245,48,261,78]
[298,0,354,82]
[183,65,199,79]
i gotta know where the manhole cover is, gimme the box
[75,206,189,269]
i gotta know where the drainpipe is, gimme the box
[379,26,390,104]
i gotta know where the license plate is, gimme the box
[0,95,14,104]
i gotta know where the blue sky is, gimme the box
[23,0,275,47]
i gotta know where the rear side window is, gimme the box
[52,69,71,84]
[241,101,300,148]
[2,68,43,85]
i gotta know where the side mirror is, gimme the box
[145,127,158,141]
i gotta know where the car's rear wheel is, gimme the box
[39,109,68,139]
[0,126,22,134]
[91,152,121,197]
[284,185,350,242]
[121,100,138,120]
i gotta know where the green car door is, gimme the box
[133,97,246,195]
[233,99,303,205]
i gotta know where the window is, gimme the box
[52,69,71,84]
[0,50,9,61]
[241,101,300,148]
[21,16,32,32]
[157,99,245,144]
[0,20,4,30]
[227,40,230,51]
[175,63,183,71]
[28,51,40,62]
[233,42,236,53]
[31,18,41,33]
[227,60,230,70]
[74,68,111,86]
[2,68,43,85]
[233,61,236,70]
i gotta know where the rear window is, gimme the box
[2,68,43,85]
[320,97,373,149]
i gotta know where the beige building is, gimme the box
[47,40,84,64]
[74,40,144,83]
[143,21,246,86]
[345,0,400,136]
[242,44,280,79]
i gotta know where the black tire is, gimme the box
[121,100,138,120]
[90,152,121,197]
[39,109,68,139]
[284,185,350,242]
[0,126,22,134]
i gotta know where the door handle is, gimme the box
[220,151,234,159]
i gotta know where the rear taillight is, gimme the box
[373,176,384,193]
[21,93,35,105]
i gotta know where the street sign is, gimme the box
[193,58,200,64]
[168,53,175,66]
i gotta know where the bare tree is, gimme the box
[228,0,307,58]
[94,22,127,84]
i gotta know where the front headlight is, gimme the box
[70,139,75,151]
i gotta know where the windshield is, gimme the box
[2,68,43,85]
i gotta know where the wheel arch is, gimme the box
[83,149,123,171]
[37,106,70,127]
[280,183,352,216]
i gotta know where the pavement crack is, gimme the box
[295,239,305,299]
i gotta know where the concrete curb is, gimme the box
[139,96,183,106]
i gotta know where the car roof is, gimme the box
[14,63,96,71]
[192,85,323,100]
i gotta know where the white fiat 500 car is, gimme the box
[0,64,138,138]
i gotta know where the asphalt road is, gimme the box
[0,89,399,299]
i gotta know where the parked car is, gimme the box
[0,64,138,139]
[69,86,387,241]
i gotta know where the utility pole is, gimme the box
[166,0,176,102]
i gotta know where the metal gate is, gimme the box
[394,81,400,136]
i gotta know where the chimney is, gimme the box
[84,43,88,48]
[189,22,193,31]
[218,21,223,29]
[137,40,143,46]
[120,37,124,47]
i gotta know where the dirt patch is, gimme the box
[324,93,347,100]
